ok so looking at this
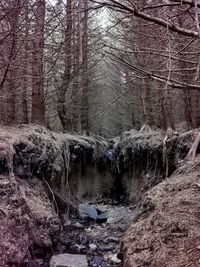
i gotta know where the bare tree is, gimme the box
[31,0,46,124]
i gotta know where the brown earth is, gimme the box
[0,124,109,266]
[122,158,200,267]
[0,175,60,266]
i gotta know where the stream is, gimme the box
[30,202,136,267]
[57,202,136,267]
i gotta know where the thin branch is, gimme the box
[90,0,199,38]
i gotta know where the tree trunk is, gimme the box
[71,0,81,132]
[15,0,29,124]
[57,0,73,131]
[7,0,21,125]
[80,0,89,133]
[31,0,46,124]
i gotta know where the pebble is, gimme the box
[110,254,122,264]
[89,243,97,250]
[73,222,83,229]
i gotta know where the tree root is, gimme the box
[187,132,200,161]
[139,124,152,133]
[162,128,174,177]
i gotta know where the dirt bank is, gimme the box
[122,157,200,267]
[0,124,109,266]
[0,175,60,266]
[112,128,200,203]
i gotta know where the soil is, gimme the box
[0,175,60,267]
[122,157,200,267]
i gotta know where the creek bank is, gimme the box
[0,125,199,266]
[122,157,200,267]
[0,125,109,266]
[0,175,60,266]
[113,128,200,202]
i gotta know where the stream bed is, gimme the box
[51,202,136,267]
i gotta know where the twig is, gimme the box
[42,174,59,214]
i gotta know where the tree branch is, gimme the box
[90,0,199,38]
[105,50,200,90]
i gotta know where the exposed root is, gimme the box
[162,134,168,177]
[186,131,200,161]
[42,175,59,214]
[139,124,152,133]
[162,128,174,177]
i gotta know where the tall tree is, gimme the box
[57,0,73,131]
[80,0,89,133]
[31,0,46,124]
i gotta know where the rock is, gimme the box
[73,222,83,229]
[63,218,71,227]
[89,243,97,250]
[50,254,88,267]
[100,243,114,251]
[79,203,98,220]
[97,212,108,223]
[89,256,107,267]
[110,254,121,264]
[63,221,71,227]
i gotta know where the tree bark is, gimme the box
[31,0,46,124]
[57,0,73,131]
[80,0,89,133]
[7,0,21,125]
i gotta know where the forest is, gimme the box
[0,1,200,267]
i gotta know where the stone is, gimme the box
[97,212,108,223]
[79,204,98,220]
[110,254,121,264]
[73,222,83,229]
[89,243,97,250]
[63,220,71,227]
[50,254,88,267]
